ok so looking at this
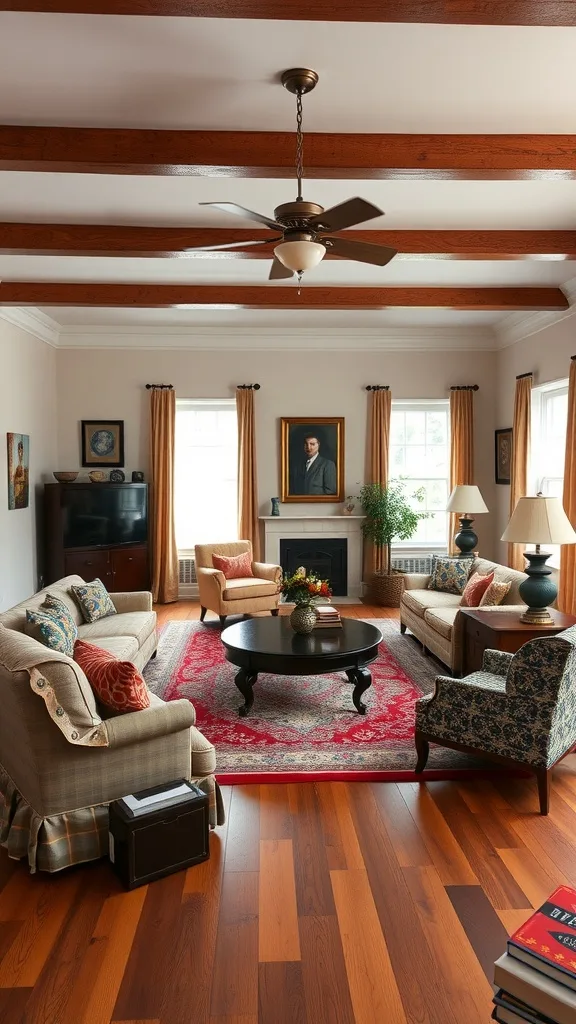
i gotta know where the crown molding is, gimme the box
[56,324,497,351]
[0,307,60,347]
[495,277,576,349]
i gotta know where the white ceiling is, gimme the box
[1,12,576,336]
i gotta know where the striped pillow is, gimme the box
[74,640,150,713]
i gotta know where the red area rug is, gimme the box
[143,618,490,782]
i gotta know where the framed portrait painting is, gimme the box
[81,420,124,468]
[7,433,29,510]
[281,417,344,502]
[495,427,512,484]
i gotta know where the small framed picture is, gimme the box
[81,420,124,468]
[7,432,30,510]
[495,427,512,485]
[281,417,345,502]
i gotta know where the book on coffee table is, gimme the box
[313,605,342,629]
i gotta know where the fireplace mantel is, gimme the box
[260,515,364,598]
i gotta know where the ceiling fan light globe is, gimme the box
[274,240,326,273]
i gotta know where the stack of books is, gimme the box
[493,885,576,1024]
[313,605,342,629]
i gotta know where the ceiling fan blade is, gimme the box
[269,257,294,280]
[324,236,398,267]
[309,197,384,233]
[199,202,282,231]
[185,238,281,253]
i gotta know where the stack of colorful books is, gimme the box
[493,885,576,1024]
[313,605,342,629]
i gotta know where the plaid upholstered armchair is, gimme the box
[415,626,576,814]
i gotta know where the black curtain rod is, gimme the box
[365,385,390,391]
[450,385,479,391]
[572,355,576,361]
[516,372,533,380]
[237,383,261,390]
[145,383,173,390]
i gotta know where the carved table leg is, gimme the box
[235,668,257,717]
[345,668,372,715]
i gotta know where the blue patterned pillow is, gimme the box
[70,578,117,624]
[26,607,77,656]
[427,555,473,595]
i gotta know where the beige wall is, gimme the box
[495,314,576,562]
[56,344,499,559]
[0,319,57,610]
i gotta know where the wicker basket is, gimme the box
[370,570,406,607]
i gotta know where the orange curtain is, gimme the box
[150,387,178,603]
[508,375,532,570]
[363,388,391,579]
[559,358,576,614]
[236,387,261,561]
[449,390,474,554]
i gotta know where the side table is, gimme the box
[460,607,576,675]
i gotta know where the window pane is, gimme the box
[391,403,450,548]
[175,403,238,550]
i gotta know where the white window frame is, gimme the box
[390,399,450,552]
[175,398,238,557]
[530,378,569,569]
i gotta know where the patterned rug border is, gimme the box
[147,616,509,784]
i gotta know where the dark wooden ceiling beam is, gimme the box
[2,224,576,260]
[2,126,576,179]
[3,1,576,26]
[0,282,567,310]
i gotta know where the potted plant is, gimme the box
[357,479,430,606]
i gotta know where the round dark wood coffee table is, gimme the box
[220,616,382,717]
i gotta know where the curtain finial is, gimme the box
[237,384,261,390]
[449,385,479,391]
[365,385,390,391]
[515,372,533,380]
[146,383,173,390]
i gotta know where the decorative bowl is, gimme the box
[53,471,79,483]
[88,471,107,483]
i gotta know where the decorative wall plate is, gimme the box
[109,469,125,483]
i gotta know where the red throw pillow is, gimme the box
[74,640,150,713]
[460,570,495,608]
[212,551,253,579]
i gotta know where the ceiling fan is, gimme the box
[192,68,398,284]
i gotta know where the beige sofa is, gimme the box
[0,575,224,872]
[195,540,281,626]
[399,557,527,674]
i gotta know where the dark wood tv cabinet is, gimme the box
[44,482,150,591]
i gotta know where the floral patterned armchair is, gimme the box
[414,626,576,814]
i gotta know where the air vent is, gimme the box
[178,557,197,585]
[390,555,434,574]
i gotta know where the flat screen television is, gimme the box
[62,484,147,549]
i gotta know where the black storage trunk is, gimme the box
[108,779,209,889]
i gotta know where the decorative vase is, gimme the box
[289,603,317,635]
[270,497,280,516]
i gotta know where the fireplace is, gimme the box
[279,538,348,597]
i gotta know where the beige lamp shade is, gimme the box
[501,495,576,545]
[446,485,489,514]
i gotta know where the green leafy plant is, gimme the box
[357,479,430,575]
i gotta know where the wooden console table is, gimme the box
[461,606,576,675]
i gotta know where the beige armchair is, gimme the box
[195,540,282,627]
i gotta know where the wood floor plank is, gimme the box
[291,784,336,917]
[0,986,32,1023]
[209,872,258,1019]
[258,962,307,1024]
[209,1017,257,1024]
[372,782,432,867]
[112,870,186,1021]
[0,873,79,988]
[224,786,260,873]
[314,784,348,871]
[258,840,300,963]
[259,784,292,841]
[445,885,510,983]
[331,869,407,1024]
[330,783,365,870]
[497,909,533,935]
[299,916,356,1024]
[183,830,225,896]
[429,784,532,910]
[456,783,522,850]
[397,783,478,885]
[496,846,563,909]
[348,783,461,1024]
[404,869,493,1020]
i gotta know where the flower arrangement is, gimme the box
[280,566,332,606]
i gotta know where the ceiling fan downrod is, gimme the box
[281,68,319,203]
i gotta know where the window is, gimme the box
[390,400,450,547]
[530,379,569,567]
[175,399,238,552]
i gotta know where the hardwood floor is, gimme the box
[1,602,575,1024]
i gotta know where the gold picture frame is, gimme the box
[281,417,345,502]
